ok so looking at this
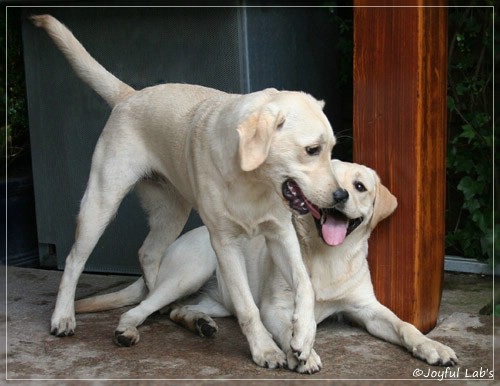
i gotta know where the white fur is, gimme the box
[33,14,340,368]
[76,160,457,374]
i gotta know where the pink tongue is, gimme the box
[322,215,348,246]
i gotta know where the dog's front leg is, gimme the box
[260,283,322,374]
[348,299,458,366]
[265,225,316,363]
[209,234,287,369]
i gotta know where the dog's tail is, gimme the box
[31,14,134,108]
[75,277,148,313]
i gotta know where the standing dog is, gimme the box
[32,15,342,368]
[76,160,458,374]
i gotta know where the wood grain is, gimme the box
[353,2,447,333]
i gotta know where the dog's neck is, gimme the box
[292,214,371,302]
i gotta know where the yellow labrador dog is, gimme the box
[33,15,342,367]
[76,160,457,374]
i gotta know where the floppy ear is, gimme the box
[370,179,398,230]
[237,104,285,171]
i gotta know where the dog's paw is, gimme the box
[195,317,218,338]
[413,340,458,366]
[114,328,140,347]
[251,343,287,369]
[290,314,316,362]
[50,315,76,337]
[287,348,322,374]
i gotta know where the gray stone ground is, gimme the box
[2,266,497,384]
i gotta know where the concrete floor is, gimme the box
[2,265,497,384]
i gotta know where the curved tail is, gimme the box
[31,14,135,107]
[75,277,148,313]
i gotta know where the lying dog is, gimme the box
[76,160,458,373]
[33,15,342,367]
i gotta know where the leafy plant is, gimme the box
[327,4,353,88]
[325,3,354,160]
[445,3,495,264]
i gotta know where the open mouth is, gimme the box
[282,179,321,216]
[282,179,363,247]
[314,209,363,246]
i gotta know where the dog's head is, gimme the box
[309,160,398,246]
[237,91,340,224]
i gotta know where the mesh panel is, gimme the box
[22,7,243,274]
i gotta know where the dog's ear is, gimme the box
[237,104,285,171]
[370,178,398,230]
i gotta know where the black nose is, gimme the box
[333,188,349,204]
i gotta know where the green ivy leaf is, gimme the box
[447,96,456,110]
[464,198,481,212]
[459,124,475,142]
[456,82,468,96]
[457,176,484,200]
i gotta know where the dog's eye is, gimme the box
[306,146,321,156]
[354,181,367,192]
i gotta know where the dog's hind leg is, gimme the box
[113,246,217,347]
[135,180,191,290]
[51,143,144,337]
[169,296,231,338]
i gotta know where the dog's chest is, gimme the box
[224,184,285,238]
[307,244,369,302]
